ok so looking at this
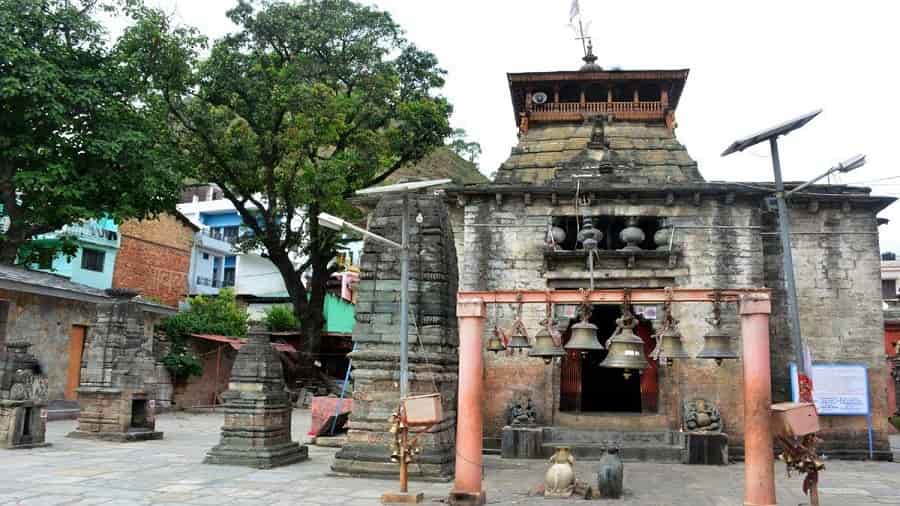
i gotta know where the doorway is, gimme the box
[66,325,87,400]
[560,305,658,413]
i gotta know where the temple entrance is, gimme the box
[560,304,658,413]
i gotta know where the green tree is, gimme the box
[161,288,249,379]
[447,128,482,166]
[120,0,452,358]
[0,0,187,264]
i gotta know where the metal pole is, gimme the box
[400,193,410,399]
[769,137,807,377]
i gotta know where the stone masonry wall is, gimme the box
[763,202,891,457]
[113,214,194,307]
[452,191,763,448]
[452,188,890,457]
[0,289,95,402]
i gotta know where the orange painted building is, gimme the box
[885,310,900,430]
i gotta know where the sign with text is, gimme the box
[791,363,870,415]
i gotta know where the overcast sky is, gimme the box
[142,0,900,253]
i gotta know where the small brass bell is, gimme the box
[507,329,531,350]
[528,327,566,363]
[657,325,691,362]
[696,330,738,365]
[486,335,506,353]
[564,319,604,352]
[600,315,650,373]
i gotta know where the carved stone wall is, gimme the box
[332,193,459,480]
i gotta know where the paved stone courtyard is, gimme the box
[0,411,897,505]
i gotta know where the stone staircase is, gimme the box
[540,427,684,462]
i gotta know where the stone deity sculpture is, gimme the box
[683,399,723,433]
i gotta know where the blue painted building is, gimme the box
[32,218,121,289]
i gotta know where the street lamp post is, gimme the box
[723,111,866,388]
[721,109,821,385]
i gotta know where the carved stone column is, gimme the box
[332,193,459,480]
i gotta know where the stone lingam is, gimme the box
[204,331,308,468]
[0,342,50,449]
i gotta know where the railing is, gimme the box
[60,223,119,244]
[196,276,234,288]
[531,101,663,114]
[201,228,238,244]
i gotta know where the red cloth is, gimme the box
[309,396,353,436]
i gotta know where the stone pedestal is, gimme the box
[501,425,543,458]
[0,342,50,449]
[0,400,49,449]
[204,332,307,468]
[682,432,729,465]
[67,388,162,442]
[332,194,459,480]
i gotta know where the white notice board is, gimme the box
[790,363,870,415]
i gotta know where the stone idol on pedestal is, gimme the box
[204,331,307,468]
[501,396,543,459]
[681,398,728,465]
[0,342,50,449]
[68,297,164,442]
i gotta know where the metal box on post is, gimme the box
[771,402,819,438]
[402,393,443,427]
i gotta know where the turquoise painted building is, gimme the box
[32,218,120,289]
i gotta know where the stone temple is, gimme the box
[338,49,895,476]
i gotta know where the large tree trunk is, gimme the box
[0,239,19,265]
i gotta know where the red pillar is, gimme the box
[740,294,776,506]
[449,298,486,505]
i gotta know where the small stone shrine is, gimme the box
[682,399,728,465]
[204,330,308,468]
[0,342,50,449]
[68,295,167,442]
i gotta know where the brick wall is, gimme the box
[112,214,195,307]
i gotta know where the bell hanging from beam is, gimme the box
[486,334,506,353]
[528,326,566,364]
[600,310,650,377]
[506,327,531,350]
[696,290,739,365]
[696,329,739,365]
[563,304,604,353]
[657,322,691,364]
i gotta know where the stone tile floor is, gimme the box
[0,411,897,505]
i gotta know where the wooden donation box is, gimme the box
[771,402,819,438]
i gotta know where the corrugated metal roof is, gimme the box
[190,333,297,353]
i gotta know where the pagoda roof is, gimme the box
[507,68,689,126]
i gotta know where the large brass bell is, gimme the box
[696,329,738,365]
[528,327,566,363]
[657,325,691,363]
[564,318,604,352]
[600,314,650,377]
[506,329,531,350]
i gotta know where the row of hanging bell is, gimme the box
[656,323,739,365]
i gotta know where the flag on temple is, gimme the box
[569,0,580,23]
